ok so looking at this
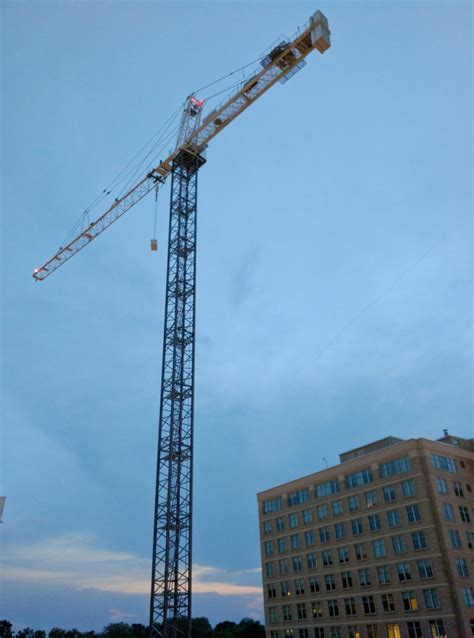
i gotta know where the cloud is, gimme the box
[2,533,261,598]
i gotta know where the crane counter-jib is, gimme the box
[32,9,330,282]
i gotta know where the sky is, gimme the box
[1,0,472,631]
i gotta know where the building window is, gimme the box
[442,503,455,522]
[352,519,364,535]
[386,625,401,638]
[457,557,469,577]
[338,546,350,563]
[322,550,333,567]
[268,584,277,599]
[358,568,371,586]
[324,574,336,591]
[344,597,356,616]
[467,531,474,549]
[387,509,401,528]
[428,620,447,638]
[372,539,387,558]
[347,628,360,638]
[292,556,303,572]
[377,565,390,584]
[368,514,382,532]
[335,522,346,540]
[381,593,396,613]
[365,490,378,508]
[392,535,407,554]
[305,530,315,547]
[348,495,360,512]
[319,527,330,543]
[315,479,340,499]
[327,599,339,617]
[285,631,294,638]
[309,576,320,593]
[379,456,411,478]
[449,529,462,549]
[282,605,292,621]
[423,588,440,609]
[307,552,317,569]
[317,505,328,520]
[277,516,285,531]
[264,520,272,534]
[279,559,288,575]
[401,591,418,612]
[362,595,375,614]
[460,505,471,523]
[298,630,308,638]
[332,500,343,516]
[294,578,305,596]
[263,497,283,514]
[366,626,380,638]
[354,542,368,560]
[345,468,373,489]
[288,489,309,507]
[278,538,287,553]
[396,562,412,582]
[291,534,300,550]
[268,607,278,624]
[341,570,353,588]
[453,480,464,497]
[311,602,322,619]
[383,485,396,502]
[270,631,279,638]
[411,531,428,551]
[436,478,448,494]
[266,562,275,578]
[302,509,313,524]
[406,504,421,523]
[296,603,306,620]
[314,630,324,638]
[265,541,274,556]
[406,622,422,638]
[289,513,299,528]
[417,558,434,579]
[402,479,416,498]
[463,588,474,607]
[281,581,290,597]
[329,629,341,638]
[431,454,457,473]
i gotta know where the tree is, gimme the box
[102,625,134,638]
[49,629,66,638]
[130,626,147,638]
[191,617,212,638]
[0,621,13,638]
[236,619,265,638]
[214,621,237,638]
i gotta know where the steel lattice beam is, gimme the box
[150,150,205,638]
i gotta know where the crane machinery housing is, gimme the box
[33,10,331,638]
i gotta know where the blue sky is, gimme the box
[1,0,472,631]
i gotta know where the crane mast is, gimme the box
[32,11,331,638]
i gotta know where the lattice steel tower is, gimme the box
[32,11,331,638]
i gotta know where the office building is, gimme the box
[257,433,474,637]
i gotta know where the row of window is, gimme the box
[262,487,419,534]
[264,530,430,559]
[441,502,471,523]
[267,587,474,623]
[269,619,449,638]
[265,558,437,594]
[262,453,465,514]
[436,477,471,496]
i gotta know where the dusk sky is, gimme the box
[1,0,472,631]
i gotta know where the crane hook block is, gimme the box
[151,239,158,252]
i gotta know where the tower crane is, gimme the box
[33,10,331,638]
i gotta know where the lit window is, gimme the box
[312,602,322,618]
[347,627,361,638]
[428,620,447,638]
[386,624,401,638]
[401,591,418,611]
